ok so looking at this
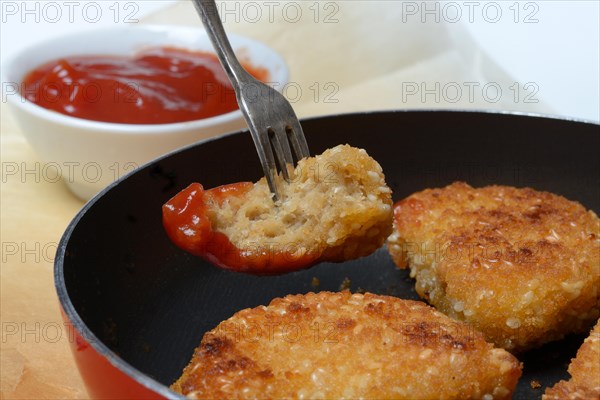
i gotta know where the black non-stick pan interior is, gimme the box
[58,111,599,399]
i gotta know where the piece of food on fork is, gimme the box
[163,144,393,274]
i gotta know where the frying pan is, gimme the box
[55,110,600,399]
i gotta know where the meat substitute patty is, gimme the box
[172,291,521,399]
[388,182,600,352]
[163,145,393,274]
[544,319,600,399]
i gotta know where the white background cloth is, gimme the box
[2,0,599,121]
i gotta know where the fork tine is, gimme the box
[269,125,294,182]
[252,128,281,201]
[286,118,310,160]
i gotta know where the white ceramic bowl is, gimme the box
[2,25,288,200]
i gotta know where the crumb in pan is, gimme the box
[387,182,600,352]
[544,320,600,399]
[339,277,351,291]
[163,145,393,274]
[172,291,522,400]
[311,277,320,288]
[530,380,542,389]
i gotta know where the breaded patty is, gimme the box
[388,182,600,352]
[544,320,600,399]
[163,145,393,274]
[172,291,521,399]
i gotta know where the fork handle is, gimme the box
[192,0,254,89]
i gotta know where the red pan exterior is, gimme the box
[60,307,166,399]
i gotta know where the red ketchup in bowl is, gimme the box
[21,47,269,124]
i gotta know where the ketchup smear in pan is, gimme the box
[21,47,269,124]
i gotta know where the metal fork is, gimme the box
[192,0,310,201]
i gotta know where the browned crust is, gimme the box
[387,182,600,352]
[172,291,522,399]
[544,320,600,399]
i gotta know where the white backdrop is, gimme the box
[1,0,599,122]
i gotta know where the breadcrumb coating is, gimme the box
[544,320,600,399]
[172,291,521,399]
[387,182,600,352]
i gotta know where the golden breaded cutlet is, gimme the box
[388,182,600,352]
[172,291,521,399]
[163,144,393,274]
[544,320,600,399]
